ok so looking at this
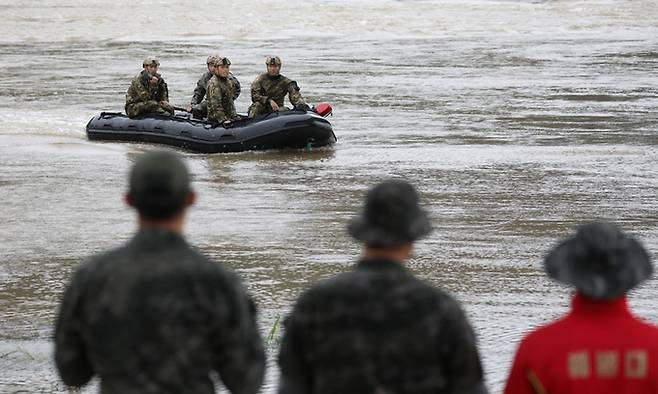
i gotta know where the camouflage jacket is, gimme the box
[55,228,265,394]
[250,73,306,108]
[278,258,488,394]
[207,75,238,123]
[191,71,241,105]
[125,70,168,109]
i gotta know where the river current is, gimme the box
[1,0,657,392]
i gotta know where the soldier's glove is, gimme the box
[295,103,310,112]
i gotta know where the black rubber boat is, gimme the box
[85,106,336,153]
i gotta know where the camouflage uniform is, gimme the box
[248,73,306,117]
[125,70,172,118]
[190,71,241,119]
[278,257,488,394]
[55,228,265,394]
[207,74,238,123]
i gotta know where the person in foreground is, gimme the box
[504,221,657,394]
[125,57,174,118]
[54,150,265,394]
[278,179,488,394]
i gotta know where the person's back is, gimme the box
[278,180,487,394]
[55,151,264,394]
[504,222,657,394]
[507,294,658,394]
[282,257,483,394]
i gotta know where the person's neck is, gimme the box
[363,244,412,264]
[138,214,185,234]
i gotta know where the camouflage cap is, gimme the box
[544,221,653,300]
[143,56,160,67]
[129,150,192,220]
[206,55,219,65]
[210,56,231,67]
[265,56,282,66]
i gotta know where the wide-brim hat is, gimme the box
[348,180,432,248]
[544,221,653,300]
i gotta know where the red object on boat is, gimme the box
[315,103,333,117]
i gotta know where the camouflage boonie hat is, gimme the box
[210,56,231,67]
[143,56,160,67]
[544,221,653,300]
[348,179,432,248]
[265,56,282,66]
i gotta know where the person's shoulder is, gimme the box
[207,75,220,87]
[72,243,132,283]
[130,72,144,83]
[253,73,268,83]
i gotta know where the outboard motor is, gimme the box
[314,103,333,117]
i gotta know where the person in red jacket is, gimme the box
[504,221,657,394]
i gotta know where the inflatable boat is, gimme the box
[85,104,336,153]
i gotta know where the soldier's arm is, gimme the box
[226,93,238,121]
[229,74,241,101]
[250,77,270,106]
[440,297,489,394]
[54,269,94,388]
[191,76,206,105]
[287,80,306,107]
[277,304,312,394]
[207,82,226,122]
[211,277,265,394]
[160,79,169,103]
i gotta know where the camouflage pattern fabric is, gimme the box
[55,228,265,394]
[248,73,306,117]
[191,71,241,107]
[125,70,171,118]
[278,257,488,394]
[207,75,238,123]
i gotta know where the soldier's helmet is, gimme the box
[143,57,160,67]
[206,55,219,65]
[265,56,282,66]
[211,56,231,67]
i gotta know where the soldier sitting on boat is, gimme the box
[125,57,174,118]
[207,56,240,125]
[187,55,241,120]
[248,56,310,118]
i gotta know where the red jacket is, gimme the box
[504,293,658,394]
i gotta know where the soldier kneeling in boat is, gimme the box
[187,55,241,120]
[207,56,240,125]
[248,56,309,118]
[125,57,174,118]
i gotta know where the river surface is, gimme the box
[1,0,658,392]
